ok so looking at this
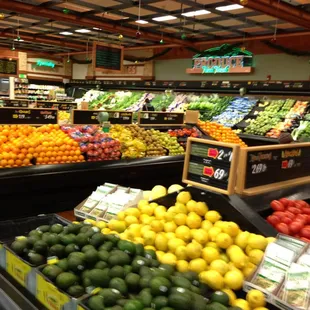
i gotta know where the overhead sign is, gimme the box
[72,110,132,125]
[36,60,55,68]
[0,107,58,125]
[93,42,124,72]
[182,138,239,195]
[236,143,310,195]
[0,59,17,75]
[138,112,184,126]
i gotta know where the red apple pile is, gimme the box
[267,198,310,242]
[61,125,121,162]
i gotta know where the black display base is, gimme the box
[0,156,184,221]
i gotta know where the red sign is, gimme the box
[208,148,219,159]
[282,160,288,169]
[203,166,214,177]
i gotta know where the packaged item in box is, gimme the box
[127,188,143,208]
[80,191,104,213]
[276,234,307,259]
[251,243,295,294]
[96,183,118,195]
[102,193,132,221]
[297,253,310,268]
[278,263,310,309]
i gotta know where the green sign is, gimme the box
[36,60,55,68]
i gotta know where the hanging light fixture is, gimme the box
[136,0,142,39]
[0,13,5,20]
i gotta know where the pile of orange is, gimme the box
[198,120,247,147]
[0,124,84,168]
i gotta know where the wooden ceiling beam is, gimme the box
[0,0,191,47]
[229,0,310,29]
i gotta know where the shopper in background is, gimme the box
[142,98,155,111]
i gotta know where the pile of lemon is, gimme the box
[100,191,275,295]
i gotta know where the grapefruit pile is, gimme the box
[0,124,84,168]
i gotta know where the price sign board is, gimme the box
[72,110,133,125]
[236,143,310,195]
[182,138,239,195]
[36,102,77,111]
[138,112,184,126]
[0,107,58,125]
[0,59,17,75]
[3,100,29,108]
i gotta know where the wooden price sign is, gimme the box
[236,143,310,195]
[72,110,133,125]
[182,138,239,195]
[138,112,184,126]
[0,107,58,125]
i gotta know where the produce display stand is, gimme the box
[0,155,184,221]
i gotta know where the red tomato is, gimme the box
[295,214,308,224]
[275,223,290,235]
[287,207,302,214]
[270,200,285,211]
[294,234,300,238]
[267,215,279,226]
[306,215,310,224]
[302,207,310,215]
[295,200,309,209]
[287,201,296,208]
[279,198,290,207]
[300,227,310,239]
[281,217,292,225]
[300,237,310,243]
[289,221,304,234]
[284,211,295,220]
[273,211,286,219]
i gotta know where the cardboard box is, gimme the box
[185,110,199,124]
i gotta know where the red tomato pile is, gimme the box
[167,128,200,138]
[267,198,310,242]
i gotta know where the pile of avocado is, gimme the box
[10,222,239,310]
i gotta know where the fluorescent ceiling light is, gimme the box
[14,38,24,42]
[59,31,73,35]
[182,9,210,17]
[93,27,102,30]
[152,15,177,22]
[136,19,148,24]
[216,4,243,11]
[75,29,91,33]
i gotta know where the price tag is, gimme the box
[108,111,133,124]
[3,100,29,108]
[138,112,184,126]
[236,143,310,195]
[182,138,239,195]
[0,107,58,125]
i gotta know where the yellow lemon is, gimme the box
[167,206,177,213]
[245,245,253,256]
[155,234,168,251]
[109,230,119,235]
[214,221,226,229]
[154,210,165,220]
[235,231,250,249]
[222,222,240,237]
[151,220,164,232]
[206,242,220,250]
[160,253,177,265]
[242,262,257,278]
[156,205,167,213]
[175,245,188,260]
[248,249,264,265]
[233,299,251,310]
[205,210,222,223]
[117,211,126,221]
[189,258,207,273]
[149,202,158,208]
[194,201,209,216]
[175,202,188,214]
[186,200,197,212]
[208,227,222,241]
[202,247,220,264]
[186,213,202,229]
[140,205,154,216]
[266,237,276,244]
[134,237,144,244]
[168,238,186,253]
[125,208,140,218]
[176,260,189,272]
[201,220,213,231]
[140,214,149,222]
[253,308,269,310]
[124,215,139,226]
[138,199,149,210]
[192,229,209,245]
[222,288,237,306]
[199,270,224,290]
[141,225,151,235]
[209,259,229,276]
[228,262,240,272]
[186,242,202,259]
[224,270,244,290]
[156,251,165,260]
[165,232,176,240]
[164,221,177,233]
[219,253,229,263]
[175,226,191,242]
[216,233,233,249]
[84,219,96,225]
[110,220,126,233]
[176,191,191,204]
[101,228,111,234]
[143,230,156,245]
[128,223,141,234]
[248,235,268,251]
[151,185,167,200]
[164,212,176,222]
[174,213,187,226]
